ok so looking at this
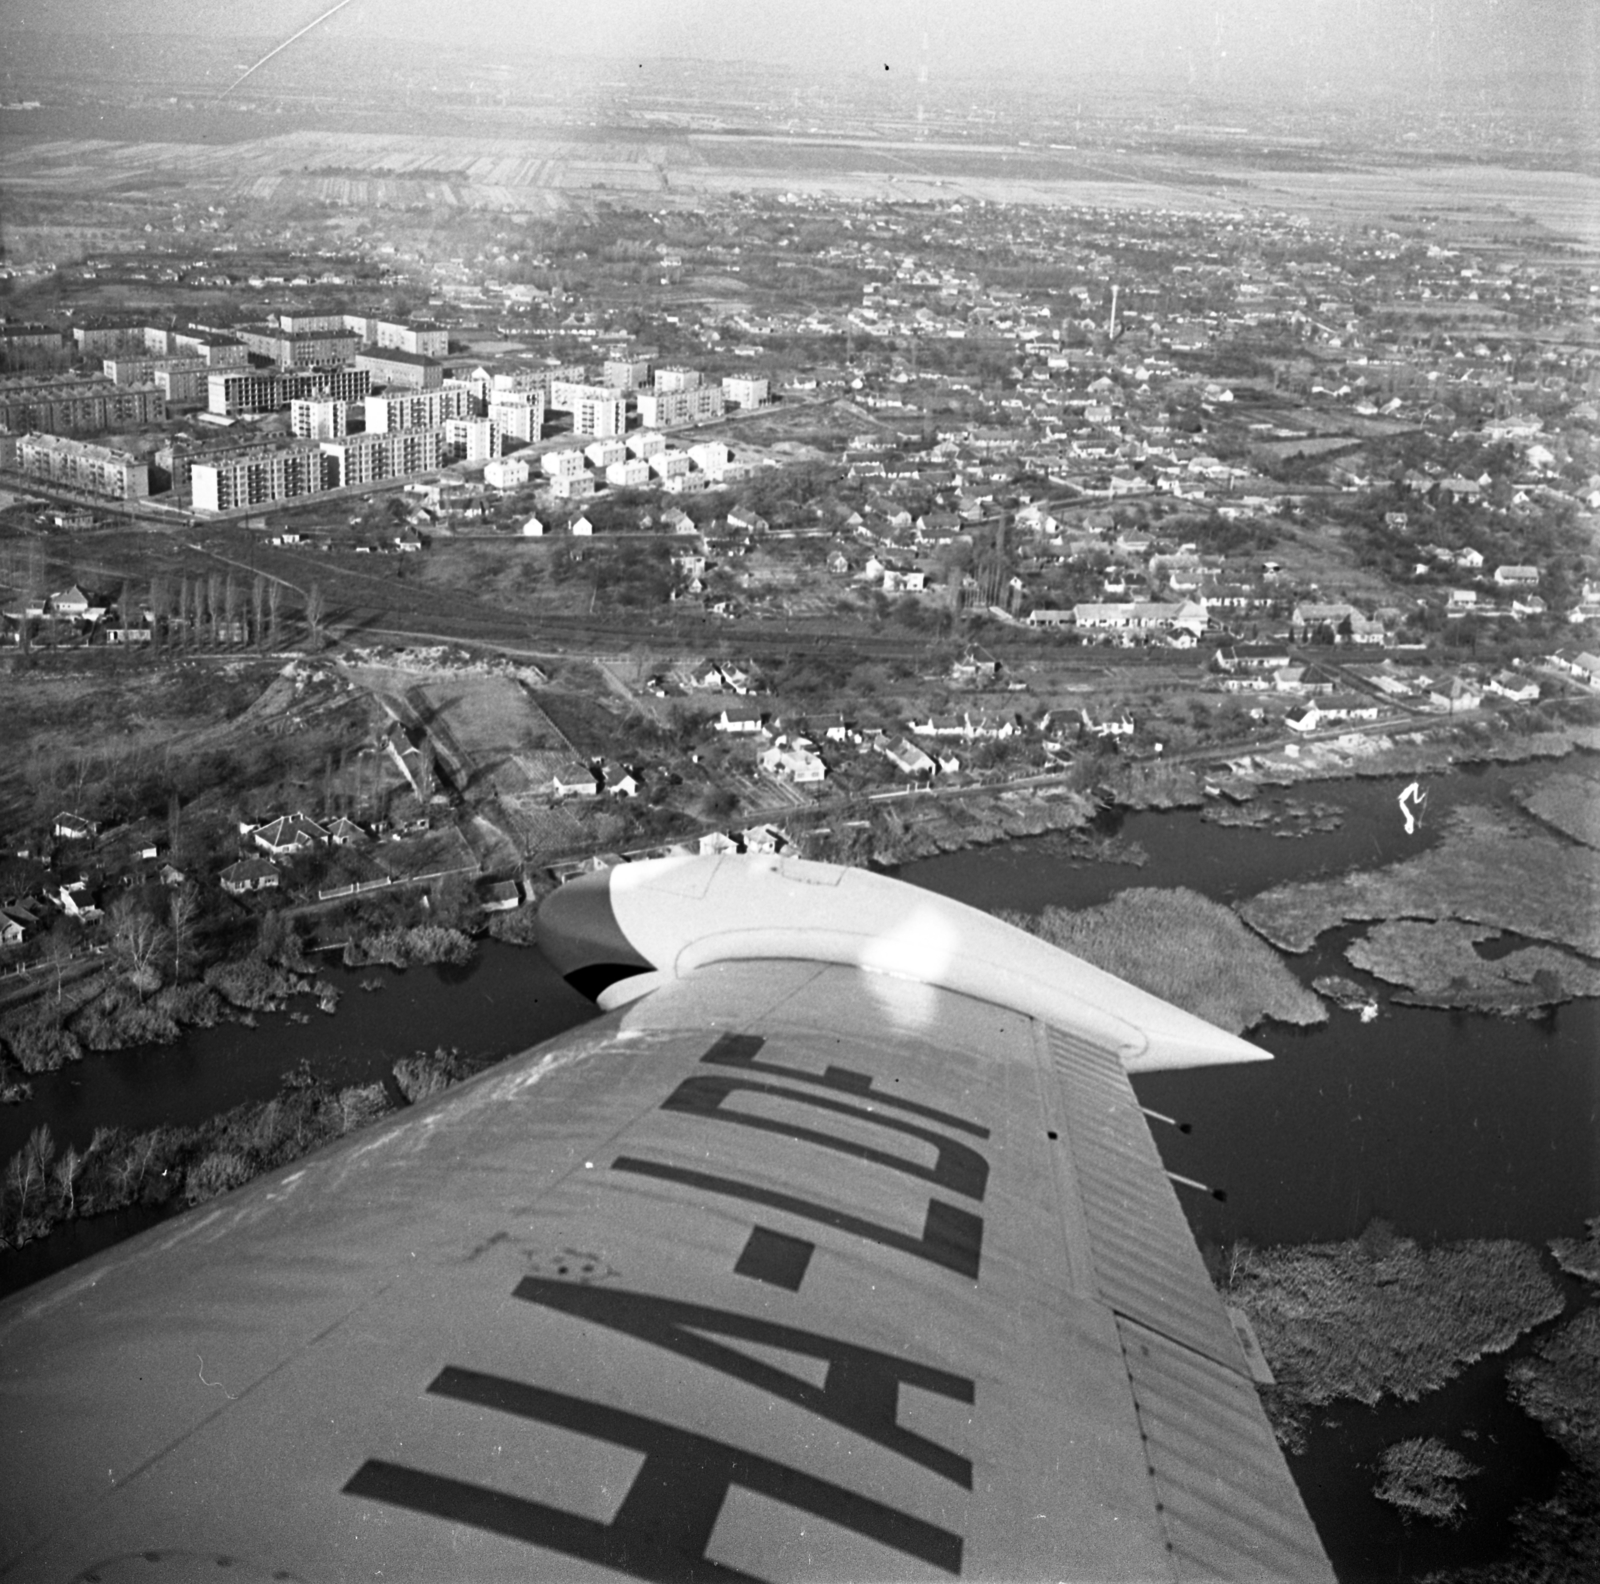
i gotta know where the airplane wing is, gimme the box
[0,855,1334,1583]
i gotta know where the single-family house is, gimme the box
[550,764,600,800]
[251,813,330,858]
[220,856,281,896]
[714,705,766,735]
[883,737,936,776]
[53,812,99,842]
[1493,565,1540,588]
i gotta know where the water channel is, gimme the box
[1,760,1595,1580]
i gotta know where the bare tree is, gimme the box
[149,575,169,650]
[39,921,77,1004]
[207,572,224,646]
[51,1145,83,1216]
[268,578,283,646]
[168,884,200,982]
[224,573,240,647]
[252,573,266,647]
[304,581,326,648]
[106,897,170,1002]
[179,576,194,648]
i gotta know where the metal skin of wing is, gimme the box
[0,856,1334,1583]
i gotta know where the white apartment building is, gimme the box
[364,382,473,434]
[16,434,150,500]
[540,449,586,480]
[654,366,702,392]
[606,458,652,488]
[291,398,349,440]
[721,374,769,409]
[321,428,444,489]
[191,443,327,512]
[584,439,627,469]
[637,386,724,429]
[603,356,652,390]
[488,392,545,444]
[484,456,531,491]
[626,429,667,460]
[444,417,499,463]
[549,382,626,438]
[649,451,692,480]
[689,442,732,474]
[552,474,596,500]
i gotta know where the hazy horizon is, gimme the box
[6,0,1594,106]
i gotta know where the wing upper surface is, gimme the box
[0,862,1332,1583]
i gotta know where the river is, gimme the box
[1,762,1595,1581]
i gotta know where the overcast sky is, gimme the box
[7,0,1594,101]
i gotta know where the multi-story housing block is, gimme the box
[540,449,586,480]
[238,326,361,367]
[0,375,165,435]
[171,333,247,367]
[487,392,545,444]
[364,382,472,433]
[721,373,769,409]
[654,366,702,393]
[372,319,449,358]
[603,355,652,390]
[72,323,141,358]
[274,312,349,334]
[549,383,626,438]
[483,456,530,491]
[637,385,724,429]
[443,417,498,463]
[606,458,651,488]
[190,444,329,512]
[16,433,149,499]
[626,429,667,459]
[208,366,370,416]
[354,348,443,390]
[584,439,627,469]
[322,428,444,488]
[103,357,211,406]
[290,399,350,439]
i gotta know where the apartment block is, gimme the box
[654,366,702,393]
[364,382,472,434]
[602,355,652,390]
[637,385,724,429]
[190,444,329,512]
[484,456,531,491]
[354,348,443,390]
[238,326,361,367]
[444,417,498,463]
[605,458,651,488]
[208,366,370,416]
[321,428,444,488]
[291,399,350,439]
[373,319,449,358]
[584,439,627,469]
[721,373,769,409]
[16,433,149,499]
[172,332,247,367]
[0,375,165,435]
[553,385,626,438]
[487,392,545,444]
[649,451,692,480]
[626,429,667,459]
[540,449,586,480]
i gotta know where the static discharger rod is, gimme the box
[1140,1106,1192,1134]
[1167,1170,1227,1203]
